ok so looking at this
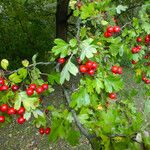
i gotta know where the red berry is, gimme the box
[107,26,114,33]
[0,116,5,123]
[26,88,34,96]
[0,78,5,86]
[104,32,112,38]
[1,85,9,91]
[144,55,149,59]
[142,76,147,81]
[11,85,19,92]
[45,127,51,135]
[109,93,117,99]
[132,60,137,65]
[145,79,150,84]
[7,107,16,115]
[132,47,137,54]
[17,107,25,115]
[45,109,49,114]
[17,116,26,124]
[85,60,93,69]
[0,104,8,112]
[77,58,81,64]
[117,67,122,74]
[111,66,118,74]
[136,37,142,43]
[79,65,87,73]
[29,84,36,90]
[42,84,48,90]
[87,69,95,76]
[58,58,65,64]
[92,62,98,69]
[113,26,120,33]
[39,128,45,135]
[36,87,44,94]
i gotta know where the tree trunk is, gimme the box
[56,0,70,41]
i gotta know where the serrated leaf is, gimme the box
[80,38,97,60]
[9,73,22,83]
[69,39,77,47]
[32,53,38,64]
[18,68,27,79]
[1,59,9,70]
[24,112,31,120]
[60,61,78,84]
[116,5,128,14]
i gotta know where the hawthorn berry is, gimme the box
[92,62,98,69]
[87,69,95,76]
[145,79,150,84]
[132,60,137,65]
[39,128,45,135]
[0,78,5,86]
[11,85,19,92]
[113,26,120,33]
[17,116,26,124]
[107,26,114,33]
[0,104,8,112]
[111,66,118,74]
[26,88,34,96]
[17,107,25,115]
[117,67,123,74]
[58,58,65,64]
[29,84,36,90]
[136,37,142,42]
[85,60,93,69]
[0,116,5,123]
[36,86,44,94]
[1,85,9,91]
[109,93,117,99]
[104,32,112,38]
[7,107,16,115]
[45,127,51,135]
[42,83,49,90]
[79,65,87,73]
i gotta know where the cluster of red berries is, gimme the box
[131,45,142,54]
[26,83,49,96]
[79,60,98,76]
[142,76,150,84]
[0,104,26,124]
[0,78,20,92]
[39,127,51,135]
[137,35,150,45]
[104,26,121,38]
[111,66,122,74]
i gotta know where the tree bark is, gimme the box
[56,0,70,41]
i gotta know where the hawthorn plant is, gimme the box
[0,0,150,149]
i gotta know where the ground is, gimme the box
[0,68,149,150]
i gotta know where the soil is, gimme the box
[0,68,149,150]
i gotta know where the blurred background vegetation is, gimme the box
[0,0,149,69]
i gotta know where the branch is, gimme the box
[4,61,55,75]
[63,88,96,141]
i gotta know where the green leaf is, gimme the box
[67,130,80,146]
[48,72,60,84]
[18,68,27,79]
[80,38,97,60]
[9,73,22,83]
[24,112,31,120]
[1,59,9,70]
[52,39,69,58]
[22,59,29,67]
[32,53,38,64]
[69,39,77,47]
[60,61,78,84]
[101,20,108,26]
[116,5,128,14]
[70,88,90,109]
[78,114,89,124]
